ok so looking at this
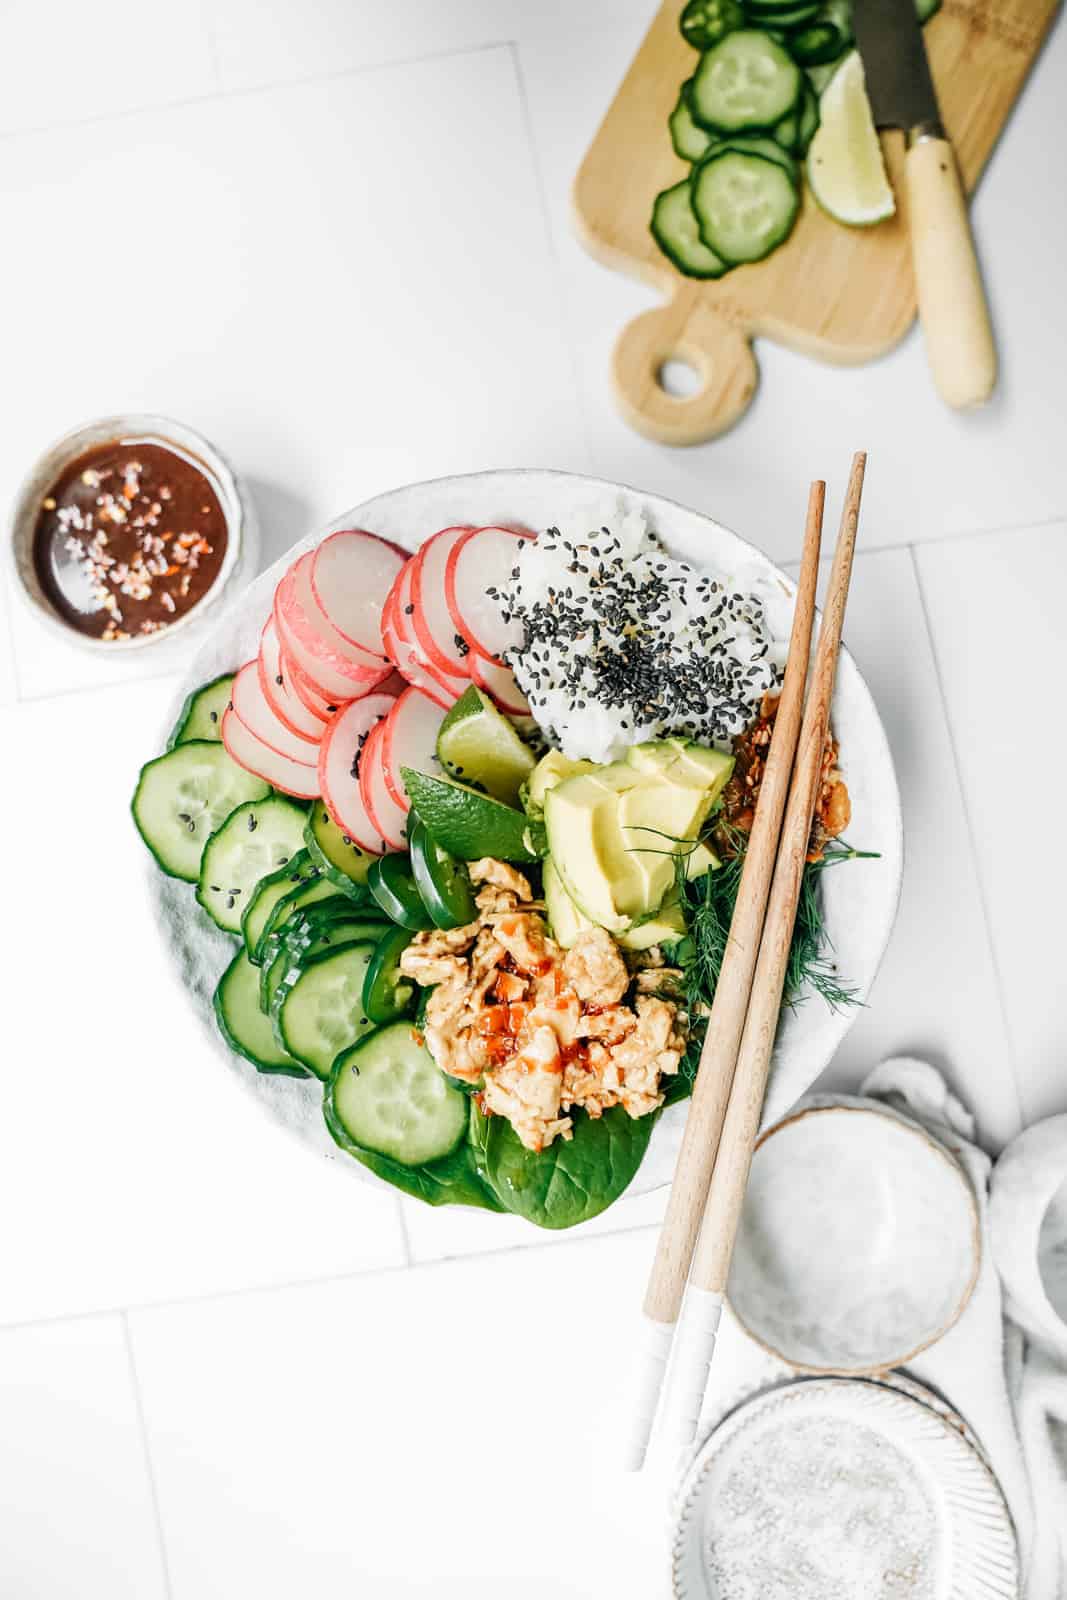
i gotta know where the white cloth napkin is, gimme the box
[1012,1345,1067,1600]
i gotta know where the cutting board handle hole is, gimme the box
[657,356,702,398]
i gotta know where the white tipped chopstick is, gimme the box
[661,452,866,1453]
[623,478,826,1472]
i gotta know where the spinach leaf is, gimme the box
[325,1101,503,1212]
[469,1102,655,1229]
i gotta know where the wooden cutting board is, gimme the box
[573,0,1059,444]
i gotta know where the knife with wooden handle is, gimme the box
[853,0,997,409]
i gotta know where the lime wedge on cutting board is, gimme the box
[806,51,895,226]
[436,686,536,805]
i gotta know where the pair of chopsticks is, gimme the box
[625,452,867,1471]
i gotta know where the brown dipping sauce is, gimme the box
[32,438,228,641]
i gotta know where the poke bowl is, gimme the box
[137,468,903,1227]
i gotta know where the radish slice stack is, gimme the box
[219,522,536,843]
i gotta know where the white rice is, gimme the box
[496,498,785,764]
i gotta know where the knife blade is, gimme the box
[852,0,943,139]
[851,0,996,408]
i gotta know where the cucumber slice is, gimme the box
[680,0,745,48]
[787,21,843,64]
[651,180,731,278]
[257,876,343,1008]
[435,686,536,806]
[304,799,376,895]
[132,741,270,882]
[167,673,234,748]
[670,82,715,162]
[691,30,802,132]
[214,950,307,1077]
[242,850,319,963]
[279,943,378,1079]
[268,924,383,1035]
[196,795,309,934]
[325,1023,468,1166]
[691,148,800,263]
[701,133,798,178]
[773,78,820,152]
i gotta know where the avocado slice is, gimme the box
[544,769,635,932]
[626,737,734,799]
[543,859,595,948]
[618,895,687,951]
[527,749,598,812]
[686,840,720,880]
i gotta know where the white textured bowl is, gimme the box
[7,413,257,652]
[145,469,904,1201]
[672,1378,1018,1600]
[727,1102,981,1370]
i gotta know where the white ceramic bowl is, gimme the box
[7,413,257,652]
[727,1101,981,1371]
[672,1378,1017,1600]
[144,469,904,1200]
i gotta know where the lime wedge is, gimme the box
[436,685,536,805]
[402,770,541,863]
[806,51,895,226]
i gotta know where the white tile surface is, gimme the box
[402,1182,666,1263]
[0,0,218,137]
[805,547,1024,1149]
[517,9,1067,561]
[916,524,1067,1127]
[0,678,407,1326]
[0,1315,168,1600]
[129,1231,668,1600]
[0,42,588,699]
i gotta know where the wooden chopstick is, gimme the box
[662,452,867,1452]
[623,479,826,1472]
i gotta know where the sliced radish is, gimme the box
[257,619,327,742]
[445,525,527,665]
[380,686,446,809]
[221,707,319,799]
[310,529,407,657]
[232,661,321,765]
[318,692,400,855]
[469,653,531,716]
[384,561,464,709]
[276,553,388,683]
[410,527,476,678]
[275,576,389,704]
[359,719,409,851]
[283,647,347,723]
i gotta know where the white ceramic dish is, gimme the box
[727,1101,980,1370]
[7,413,257,653]
[672,1378,1018,1600]
[145,468,903,1201]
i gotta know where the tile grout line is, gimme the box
[507,41,597,476]
[395,1198,415,1269]
[0,37,517,147]
[121,1312,176,1600]
[0,1220,664,1338]
[908,543,1029,1137]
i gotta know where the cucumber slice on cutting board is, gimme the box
[690,31,801,132]
[691,148,800,263]
[806,51,895,225]
[651,180,731,279]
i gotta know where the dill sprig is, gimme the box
[673,836,878,1086]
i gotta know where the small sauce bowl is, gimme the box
[727,1100,981,1373]
[7,414,257,652]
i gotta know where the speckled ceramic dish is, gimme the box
[727,1102,980,1370]
[145,469,903,1202]
[672,1379,1018,1600]
[7,413,257,652]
